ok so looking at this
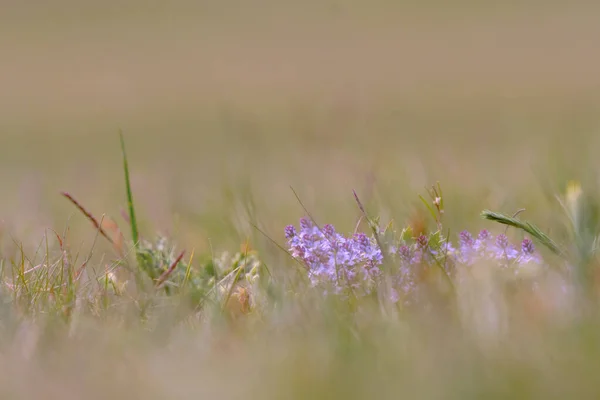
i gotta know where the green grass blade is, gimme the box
[119,132,140,249]
[119,131,150,287]
[481,209,564,257]
[419,194,438,222]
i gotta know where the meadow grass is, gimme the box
[2,1,600,398]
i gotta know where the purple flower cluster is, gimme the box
[285,220,545,301]
[455,229,542,267]
[285,218,383,295]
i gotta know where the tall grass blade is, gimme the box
[481,209,564,257]
[419,194,438,222]
[119,132,150,290]
[156,250,186,290]
[61,192,116,246]
[119,131,140,249]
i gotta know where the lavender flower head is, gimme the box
[518,238,543,265]
[457,230,477,265]
[416,235,428,249]
[285,218,383,295]
[287,218,548,303]
[284,225,296,240]
[491,233,519,263]
[474,229,494,253]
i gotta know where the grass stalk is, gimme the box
[481,209,564,257]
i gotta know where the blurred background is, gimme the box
[3,3,600,399]
[1,0,600,254]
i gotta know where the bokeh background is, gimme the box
[4,3,600,399]
[2,0,600,254]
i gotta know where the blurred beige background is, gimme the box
[1,1,599,253]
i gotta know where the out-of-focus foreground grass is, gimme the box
[2,1,600,398]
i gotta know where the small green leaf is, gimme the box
[428,230,443,250]
[419,195,438,222]
[400,226,413,242]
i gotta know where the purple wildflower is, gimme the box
[285,219,383,295]
[438,241,457,257]
[496,234,509,249]
[478,229,492,241]
[491,233,519,263]
[287,218,549,303]
[299,217,312,230]
[522,238,535,255]
[284,225,296,239]
[398,245,412,262]
[457,230,477,265]
[471,229,495,258]
[459,231,475,246]
[518,238,542,265]
[416,235,428,249]
[354,232,370,249]
[397,243,424,267]
[322,224,336,238]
